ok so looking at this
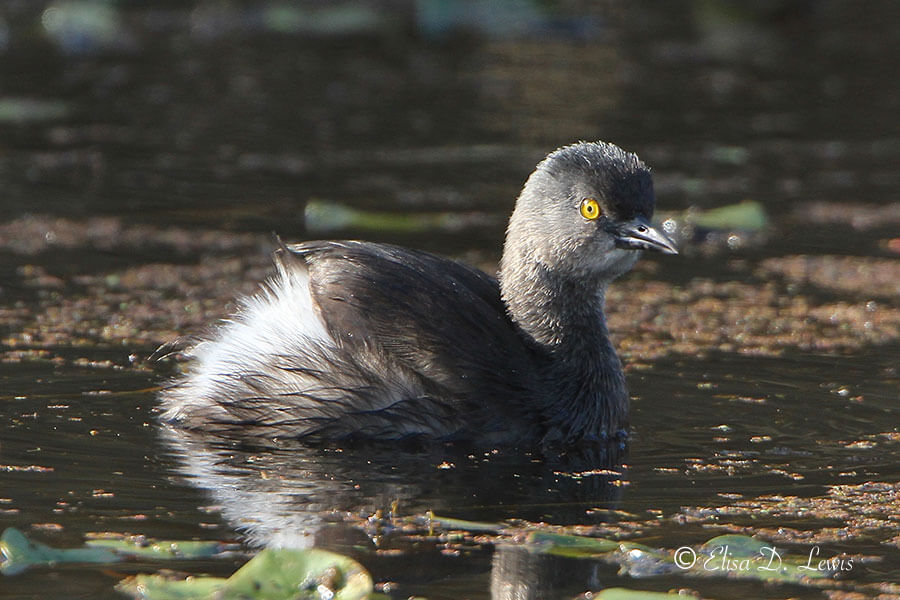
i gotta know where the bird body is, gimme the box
[159,141,677,447]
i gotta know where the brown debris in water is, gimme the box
[797,201,900,231]
[758,255,900,299]
[0,214,899,368]
[0,214,261,255]
[610,278,900,362]
[676,481,900,547]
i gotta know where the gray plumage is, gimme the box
[158,141,677,447]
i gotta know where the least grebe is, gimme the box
[159,141,677,447]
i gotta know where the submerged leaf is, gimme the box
[518,529,833,585]
[0,527,120,575]
[117,547,373,600]
[700,534,770,555]
[428,514,504,533]
[690,201,767,231]
[1,528,233,576]
[697,534,831,582]
[0,98,69,123]
[85,533,227,559]
[594,588,687,599]
[525,531,619,557]
[304,200,487,234]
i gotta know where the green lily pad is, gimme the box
[0,527,120,576]
[117,548,373,600]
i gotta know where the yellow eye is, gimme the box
[580,198,601,220]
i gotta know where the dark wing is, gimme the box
[284,240,541,429]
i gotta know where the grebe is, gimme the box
[159,141,677,447]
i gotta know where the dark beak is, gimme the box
[613,217,679,255]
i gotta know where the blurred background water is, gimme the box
[0,1,898,599]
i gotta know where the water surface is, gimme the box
[0,2,898,599]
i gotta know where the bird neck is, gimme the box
[499,257,629,443]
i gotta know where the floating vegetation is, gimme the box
[522,531,832,584]
[2,493,894,598]
[677,481,900,548]
[1,527,371,599]
[798,201,900,231]
[117,547,373,600]
[758,255,900,299]
[0,525,836,597]
[0,214,897,369]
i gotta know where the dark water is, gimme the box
[1,2,898,599]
